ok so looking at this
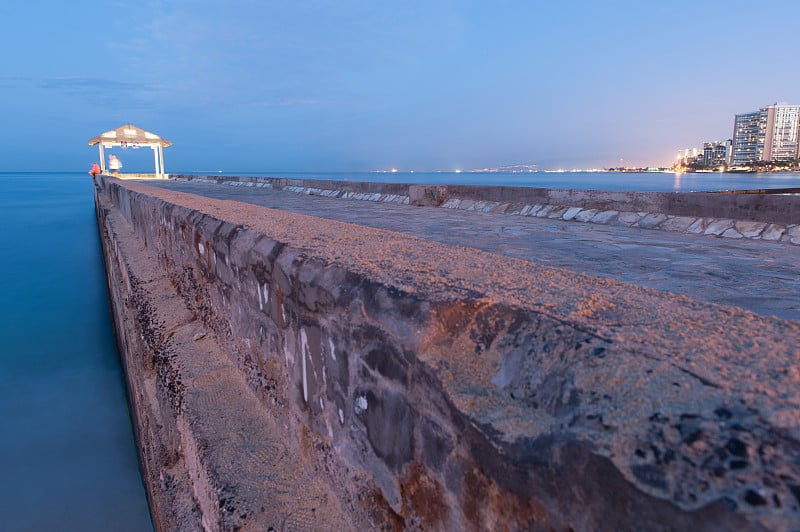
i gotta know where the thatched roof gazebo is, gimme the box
[88,124,172,178]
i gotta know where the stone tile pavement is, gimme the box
[144,179,800,321]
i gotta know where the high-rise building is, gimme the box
[763,104,800,161]
[703,140,732,167]
[732,111,765,165]
[731,103,800,165]
[676,147,702,166]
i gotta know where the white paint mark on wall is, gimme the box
[328,338,336,361]
[354,395,368,415]
[300,328,309,403]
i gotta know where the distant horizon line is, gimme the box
[0,167,681,175]
[177,166,671,174]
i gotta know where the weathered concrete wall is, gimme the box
[96,175,800,530]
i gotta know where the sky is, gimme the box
[3,0,800,172]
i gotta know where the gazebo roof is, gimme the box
[88,123,172,147]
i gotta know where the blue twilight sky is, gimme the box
[2,0,800,172]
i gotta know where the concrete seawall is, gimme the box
[171,174,800,245]
[95,175,800,530]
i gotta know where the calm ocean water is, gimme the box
[204,170,800,192]
[0,173,152,531]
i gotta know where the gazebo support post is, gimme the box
[159,144,166,177]
[99,144,106,173]
[152,146,160,178]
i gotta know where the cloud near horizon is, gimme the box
[0,76,167,110]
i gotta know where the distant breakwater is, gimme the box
[171,174,800,246]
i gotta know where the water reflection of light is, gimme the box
[673,172,682,191]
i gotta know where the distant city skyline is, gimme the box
[677,102,800,170]
[3,1,800,172]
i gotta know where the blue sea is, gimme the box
[0,172,152,531]
[195,170,800,192]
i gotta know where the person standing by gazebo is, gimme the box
[108,154,122,176]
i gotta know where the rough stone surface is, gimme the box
[573,208,598,222]
[787,225,800,245]
[735,221,768,238]
[562,206,583,220]
[704,219,735,236]
[409,185,447,207]
[545,206,569,219]
[442,198,461,209]
[590,209,619,224]
[535,204,557,218]
[722,228,744,239]
[96,176,800,531]
[618,211,642,225]
[527,204,544,216]
[637,212,669,229]
[687,218,708,234]
[763,224,787,241]
[660,216,697,233]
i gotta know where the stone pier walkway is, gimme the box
[143,179,800,321]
